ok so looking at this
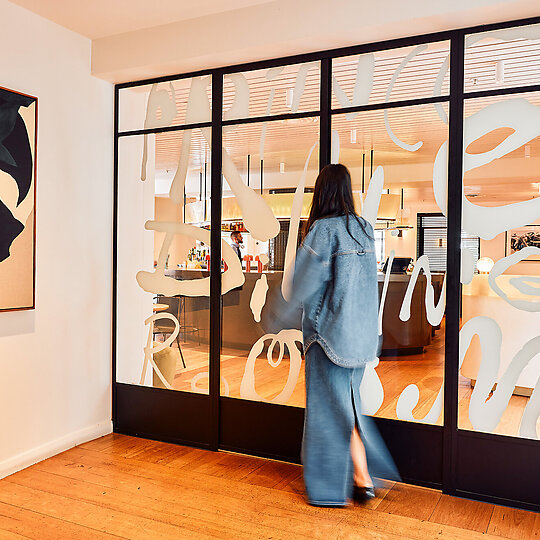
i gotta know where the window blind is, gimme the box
[417,214,480,272]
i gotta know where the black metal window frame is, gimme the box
[113,15,540,511]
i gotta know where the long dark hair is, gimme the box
[305,163,372,243]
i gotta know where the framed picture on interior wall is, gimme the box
[505,225,540,261]
[0,86,37,311]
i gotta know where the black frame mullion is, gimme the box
[417,215,423,261]
[464,83,540,100]
[112,85,119,429]
[210,72,224,451]
[118,121,212,138]
[319,58,331,169]
[444,31,465,496]
[223,110,320,127]
[331,94,450,116]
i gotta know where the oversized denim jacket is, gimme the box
[291,215,379,368]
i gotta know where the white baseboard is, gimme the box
[0,419,113,480]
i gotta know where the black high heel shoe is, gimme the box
[352,485,376,504]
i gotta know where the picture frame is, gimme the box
[0,85,37,311]
[504,225,540,261]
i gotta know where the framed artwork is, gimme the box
[0,86,37,311]
[505,225,540,261]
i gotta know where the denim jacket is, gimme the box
[291,215,379,368]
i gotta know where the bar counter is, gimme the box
[164,269,443,356]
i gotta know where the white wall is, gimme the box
[91,0,540,83]
[0,0,113,477]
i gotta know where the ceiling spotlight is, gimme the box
[279,162,285,174]
[350,129,357,144]
[495,60,505,84]
[525,144,531,158]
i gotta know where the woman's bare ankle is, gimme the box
[353,475,374,488]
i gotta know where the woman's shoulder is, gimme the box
[319,214,371,232]
[307,215,373,242]
[307,216,342,240]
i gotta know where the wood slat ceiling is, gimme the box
[149,35,540,204]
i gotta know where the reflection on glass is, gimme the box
[465,24,540,94]
[459,92,540,439]
[332,41,450,110]
[333,103,449,425]
[116,128,212,393]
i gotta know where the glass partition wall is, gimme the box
[114,18,540,511]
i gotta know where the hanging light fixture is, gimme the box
[393,187,413,235]
[495,60,505,84]
[350,129,357,144]
[285,88,294,108]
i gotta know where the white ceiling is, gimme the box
[8,0,275,39]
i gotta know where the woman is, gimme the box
[290,163,399,507]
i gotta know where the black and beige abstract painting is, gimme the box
[0,86,36,311]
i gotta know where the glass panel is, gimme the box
[332,102,449,425]
[116,127,211,393]
[118,76,212,132]
[459,91,540,439]
[218,117,320,405]
[332,41,449,109]
[222,62,320,121]
[465,23,540,93]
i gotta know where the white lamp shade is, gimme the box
[476,257,494,273]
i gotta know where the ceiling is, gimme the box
[139,35,540,205]
[8,0,274,39]
[21,0,537,205]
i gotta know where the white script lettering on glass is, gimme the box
[488,247,540,311]
[461,317,539,439]
[240,330,304,405]
[433,99,540,239]
[141,83,177,181]
[383,45,427,152]
[332,53,374,120]
[250,274,269,323]
[137,221,244,297]
[140,312,180,389]
[399,255,446,327]
[191,372,230,396]
[281,142,318,301]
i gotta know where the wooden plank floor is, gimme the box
[0,434,537,539]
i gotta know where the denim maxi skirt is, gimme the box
[302,342,400,506]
